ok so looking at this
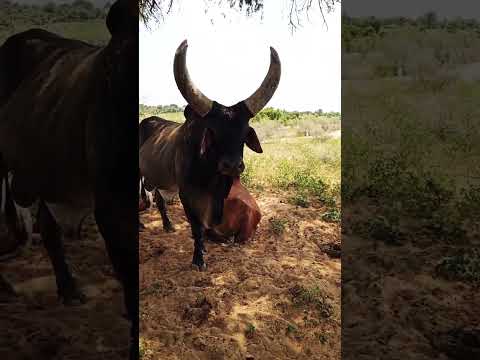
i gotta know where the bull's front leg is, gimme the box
[179,192,206,270]
[94,198,138,360]
[37,200,86,305]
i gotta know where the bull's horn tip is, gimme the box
[177,39,188,51]
[270,46,279,61]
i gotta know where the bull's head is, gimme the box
[174,40,281,177]
[105,0,138,99]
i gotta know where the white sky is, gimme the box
[139,0,341,112]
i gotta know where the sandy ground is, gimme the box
[342,202,480,359]
[0,216,130,360]
[140,192,341,360]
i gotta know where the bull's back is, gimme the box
[139,116,170,147]
[139,117,182,191]
[0,29,95,105]
[0,29,103,203]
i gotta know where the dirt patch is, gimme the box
[0,215,130,359]
[342,203,480,359]
[140,192,341,360]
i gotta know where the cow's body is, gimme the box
[206,177,261,243]
[0,0,138,356]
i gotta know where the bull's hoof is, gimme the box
[191,263,207,272]
[59,282,87,306]
[61,291,87,306]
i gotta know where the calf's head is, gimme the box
[174,40,281,177]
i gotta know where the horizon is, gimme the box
[139,103,341,115]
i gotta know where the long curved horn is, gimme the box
[173,40,213,117]
[243,47,281,116]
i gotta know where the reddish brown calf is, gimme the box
[206,177,261,243]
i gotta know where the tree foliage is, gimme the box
[139,0,340,29]
[0,1,106,32]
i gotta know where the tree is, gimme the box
[139,0,341,29]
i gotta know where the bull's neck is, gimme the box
[88,38,137,122]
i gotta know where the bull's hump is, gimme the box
[37,47,103,97]
[152,121,182,144]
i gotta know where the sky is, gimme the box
[139,0,341,112]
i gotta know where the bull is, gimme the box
[139,40,280,269]
[0,0,138,357]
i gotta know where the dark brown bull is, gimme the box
[206,177,261,243]
[0,0,138,356]
[139,40,281,270]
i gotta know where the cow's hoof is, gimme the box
[191,263,207,272]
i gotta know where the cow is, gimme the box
[139,40,280,270]
[205,176,261,244]
[0,0,138,357]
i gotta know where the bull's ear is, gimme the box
[245,127,263,153]
[200,128,214,156]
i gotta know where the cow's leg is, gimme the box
[179,193,206,270]
[37,200,86,305]
[154,189,174,233]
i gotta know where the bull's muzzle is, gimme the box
[218,159,245,177]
